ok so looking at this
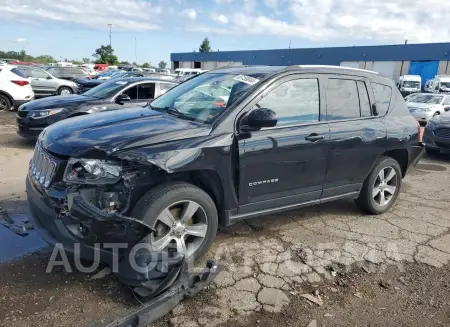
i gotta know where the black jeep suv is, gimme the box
[26,66,423,286]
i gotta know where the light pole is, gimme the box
[108,24,113,47]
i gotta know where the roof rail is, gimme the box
[287,65,379,75]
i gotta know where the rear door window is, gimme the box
[371,83,392,116]
[137,83,155,99]
[29,67,48,79]
[326,79,360,120]
[357,81,372,117]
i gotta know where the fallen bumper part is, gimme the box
[104,259,220,327]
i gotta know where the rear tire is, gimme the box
[0,94,12,112]
[131,182,218,263]
[58,87,73,96]
[355,156,402,215]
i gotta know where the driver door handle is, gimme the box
[305,133,324,142]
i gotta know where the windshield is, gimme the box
[83,80,129,98]
[402,81,420,88]
[150,72,264,123]
[408,94,444,104]
[441,82,450,88]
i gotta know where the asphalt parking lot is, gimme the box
[0,111,449,327]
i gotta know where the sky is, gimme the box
[1,0,450,65]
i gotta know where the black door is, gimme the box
[237,75,330,214]
[322,77,387,198]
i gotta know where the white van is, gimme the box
[397,75,421,95]
[174,68,204,77]
[425,76,450,93]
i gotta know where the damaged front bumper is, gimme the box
[26,175,220,322]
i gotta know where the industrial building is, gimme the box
[171,42,450,85]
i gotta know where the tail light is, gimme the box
[417,121,421,142]
[11,80,30,86]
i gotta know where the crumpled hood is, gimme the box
[40,107,211,157]
[20,95,101,111]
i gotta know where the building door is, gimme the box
[408,61,439,91]
[372,61,396,79]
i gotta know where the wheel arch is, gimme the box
[0,90,14,107]
[380,148,409,177]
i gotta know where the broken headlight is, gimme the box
[63,158,123,185]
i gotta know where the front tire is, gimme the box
[0,94,12,112]
[356,156,402,215]
[58,87,73,96]
[131,182,218,262]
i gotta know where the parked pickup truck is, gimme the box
[26,65,423,289]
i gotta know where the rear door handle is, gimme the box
[305,133,324,142]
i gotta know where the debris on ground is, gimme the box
[300,293,323,307]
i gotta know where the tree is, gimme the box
[198,38,211,52]
[132,61,137,66]
[158,61,168,69]
[82,58,91,64]
[92,45,118,65]
[142,62,151,68]
[34,55,55,64]
[120,61,130,65]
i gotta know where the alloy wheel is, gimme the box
[150,200,208,257]
[372,166,398,206]
[60,88,72,96]
[0,98,7,112]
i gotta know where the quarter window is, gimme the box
[357,81,372,117]
[256,79,320,127]
[326,79,360,120]
[371,83,392,116]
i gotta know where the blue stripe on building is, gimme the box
[171,42,450,66]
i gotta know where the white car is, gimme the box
[406,93,450,123]
[0,64,34,111]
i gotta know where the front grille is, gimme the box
[17,110,28,118]
[434,128,450,139]
[435,141,450,150]
[29,143,58,188]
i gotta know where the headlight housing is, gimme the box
[30,109,63,119]
[63,158,123,185]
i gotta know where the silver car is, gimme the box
[17,65,78,97]
[406,93,450,123]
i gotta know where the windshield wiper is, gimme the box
[149,105,196,121]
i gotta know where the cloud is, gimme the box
[0,0,161,31]
[264,0,278,9]
[211,14,228,24]
[182,8,197,20]
[190,0,450,43]
[15,38,27,43]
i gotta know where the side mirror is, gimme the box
[46,76,52,80]
[444,106,450,112]
[116,94,131,104]
[243,108,277,130]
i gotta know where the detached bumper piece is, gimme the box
[104,259,220,327]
